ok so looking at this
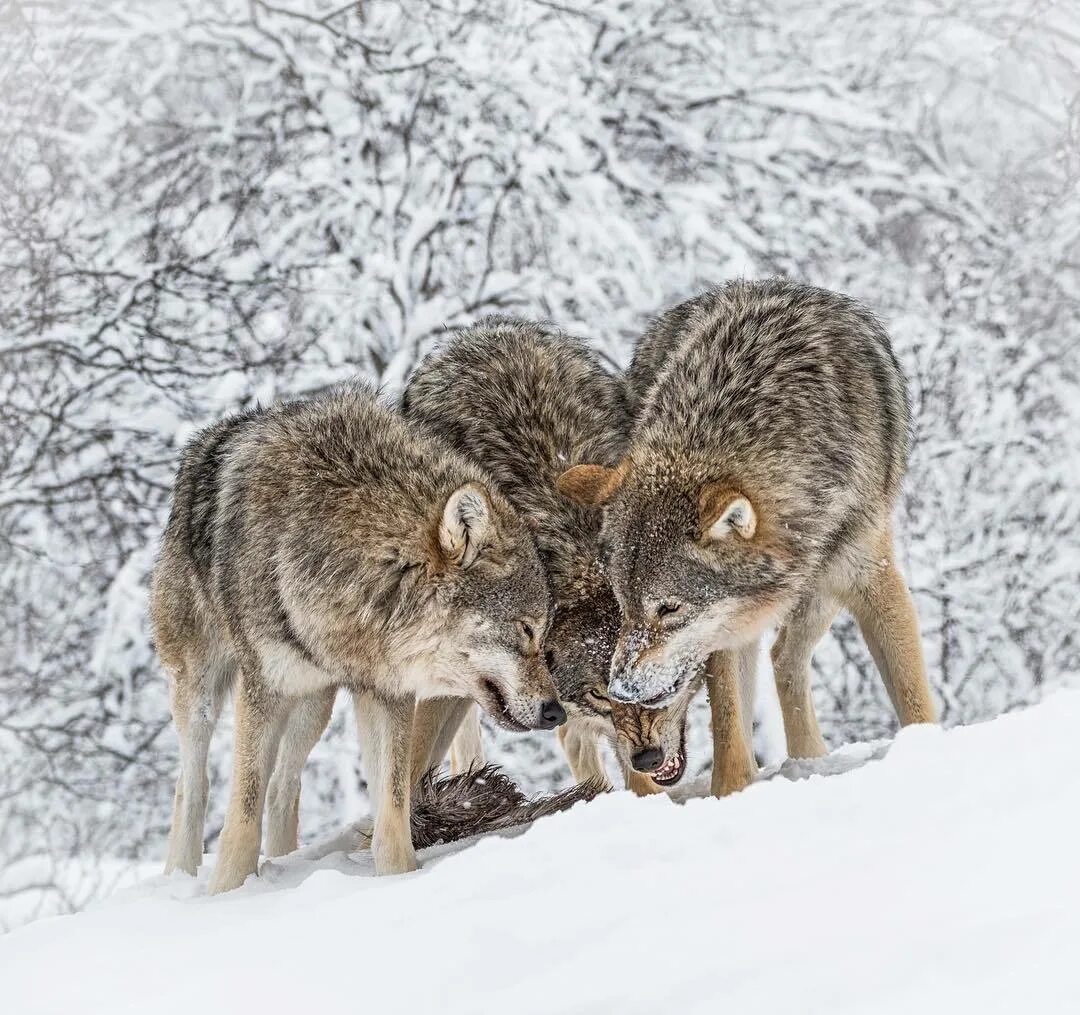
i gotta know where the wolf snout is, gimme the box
[535,699,567,730]
[630,746,663,772]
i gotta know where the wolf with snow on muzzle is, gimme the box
[559,279,936,796]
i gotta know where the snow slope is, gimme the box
[4,691,1078,1015]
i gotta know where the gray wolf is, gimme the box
[403,318,691,792]
[558,279,935,795]
[152,384,563,892]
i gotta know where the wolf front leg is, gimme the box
[208,672,286,894]
[449,704,485,775]
[845,532,936,727]
[706,644,758,797]
[410,696,473,784]
[624,767,664,796]
[558,717,612,791]
[356,689,418,875]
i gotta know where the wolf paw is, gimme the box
[372,835,418,876]
[207,843,259,895]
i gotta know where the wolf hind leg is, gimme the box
[355,689,418,875]
[707,642,758,797]
[164,649,233,876]
[844,532,936,727]
[264,689,336,858]
[771,593,838,759]
[208,671,286,894]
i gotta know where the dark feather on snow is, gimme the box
[410,765,602,849]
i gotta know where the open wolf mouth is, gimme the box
[651,727,688,786]
[480,679,530,732]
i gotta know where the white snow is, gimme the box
[3,691,1078,1014]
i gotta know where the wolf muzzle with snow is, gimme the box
[559,278,936,797]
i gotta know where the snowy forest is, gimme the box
[2,0,1078,929]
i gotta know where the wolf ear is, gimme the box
[556,464,625,507]
[700,485,757,541]
[439,483,495,568]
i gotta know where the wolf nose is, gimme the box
[536,700,567,730]
[631,746,663,772]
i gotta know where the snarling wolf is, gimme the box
[559,279,935,796]
[152,384,563,892]
[402,319,693,791]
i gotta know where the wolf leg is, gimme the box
[845,534,936,727]
[557,717,611,790]
[264,689,336,858]
[164,650,232,876]
[448,705,485,775]
[624,767,663,796]
[771,594,838,759]
[208,673,284,895]
[706,643,758,797]
[409,696,472,785]
[356,689,418,875]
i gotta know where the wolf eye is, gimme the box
[585,688,612,715]
[517,619,544,654]
[654,600,683,620]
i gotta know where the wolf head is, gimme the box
[538,552,692,784]
[542,583,621,727]
[557,461,793,708]
[431,483,565,732]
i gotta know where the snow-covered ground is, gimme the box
[3,691,1078,1014]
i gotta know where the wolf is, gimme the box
[152,384,564,893]
[401,318,693,792]
[558,278,936,795]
